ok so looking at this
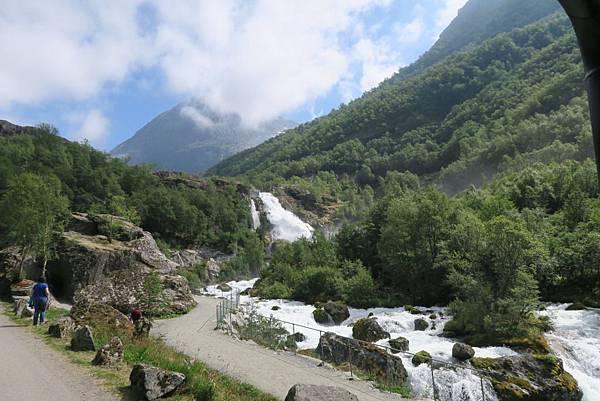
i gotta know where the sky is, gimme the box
[0,0,468,151]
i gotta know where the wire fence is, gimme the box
[215,292,493,401]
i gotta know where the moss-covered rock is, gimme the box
[471,354,582,401]
[411,351,431,366]
[313,308,331,324]
[352,318,390,342]
[389,337,409,352]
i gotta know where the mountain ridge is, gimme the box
[111,101,296,174]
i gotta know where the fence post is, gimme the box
[480,376,486,401]
[292,323,296,355]
[349,345,353,380]
[318,330,323,361]
[269,316,273,348]
[430,361,438,401]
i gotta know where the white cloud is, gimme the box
[72,109,111,145]
[0,0,464,129]
[394,18,425,44]
[180,105,215,128]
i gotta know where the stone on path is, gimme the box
[285,384,359,401]
[71,325,95,351]
[92,336,123,366]
[130,364,186,400]
[48,317,75,339]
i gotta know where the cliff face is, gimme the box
[48,213,196,316]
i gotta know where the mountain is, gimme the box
[111,101,296,173]
[208,0,584,193]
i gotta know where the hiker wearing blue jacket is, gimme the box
[30,277,50,325]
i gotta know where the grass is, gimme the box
[3,303,277,401]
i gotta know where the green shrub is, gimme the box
[343,264,377,308]
[257,282,292,299]
[293,266,344,304]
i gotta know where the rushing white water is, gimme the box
[541,304,600,401]
[206,280,513,400]
[258,192,313,241]
[207,282,600,400]
[250,199,261,230]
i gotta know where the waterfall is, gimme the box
[258,192,313,242]
[250,199,261,230]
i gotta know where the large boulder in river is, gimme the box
[318,332,407,384]
[389,337,409,353]
[323,301,350,325]
[414,318,429,331]
[352,318,390,342]
[130,364,186,400]
[471,354,583,401]
[452,342,475,361]
[49,213,195,316]
[285,384,359,401]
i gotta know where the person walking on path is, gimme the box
[30,276,50,325]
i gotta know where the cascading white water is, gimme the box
[250,199,261,230]
[258,192,313,241]
[542,304,600,401]
[207,282,600,401]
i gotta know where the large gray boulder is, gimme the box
[414,318,429,331]
[285,384,359,401]
[318,332,407,384]
[71,325,95,352]
[48,317,76,339]
[130,364,186,400]
[452,342,475,361]
[352,318,390,342]
[323,301,350,325]
[70,302,133,335]
[92,336,124,366]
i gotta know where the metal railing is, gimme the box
[215,293,492,401]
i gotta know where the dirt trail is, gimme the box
[0,310,118,401]
[155,296,417,401]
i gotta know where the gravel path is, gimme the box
[155,296,420,401]
[0,309,118,401]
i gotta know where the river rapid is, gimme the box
[235,193,600,400]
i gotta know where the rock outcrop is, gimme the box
[92,336,124,366]
[471,354,583,401]
[352,318,390,342]
[285,384,359,401]
[70,302,133,335]
[318,332,407,384]
[130,364,186,400]
[49,213,195,316]
[0,247,38,300]
[134,317,153,338]
[71,325,96,352]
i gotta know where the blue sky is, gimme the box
[0,0,467,151]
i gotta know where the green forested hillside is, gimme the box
[209,13,591,197]
[0,126,260,253]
